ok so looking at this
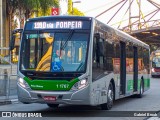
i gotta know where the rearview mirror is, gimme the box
[9,29,23,51]
[94,33,100,39]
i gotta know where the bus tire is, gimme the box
[100,82,114,110]
[137,81,144,98]
[47,104,59,108]
[22,102,30,104]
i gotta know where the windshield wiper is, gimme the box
[76,62,85,71]
[60,30,74,50]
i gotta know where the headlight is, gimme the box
[152,68,155,72]
[71,79,88,90]
[18,78,30,88]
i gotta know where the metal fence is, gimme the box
[0,47,18,100]
[0,68,7,96]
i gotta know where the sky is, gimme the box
[73,0,160,29]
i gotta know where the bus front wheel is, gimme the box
[101,82,114,110]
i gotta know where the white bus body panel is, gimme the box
[90,73,115,105]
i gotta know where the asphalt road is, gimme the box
[0,77,160,120]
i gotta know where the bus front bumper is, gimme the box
[151,72,160,76]
[17,83,90,105]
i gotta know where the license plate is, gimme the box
[43,96,56,101]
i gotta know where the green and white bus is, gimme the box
[11,16,150,110]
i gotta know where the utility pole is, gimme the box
[0,0,6,55]
[72,1,81,15]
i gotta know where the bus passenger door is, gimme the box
[120,42,126,95]
[126,43,134,94]
[133,47,138,92]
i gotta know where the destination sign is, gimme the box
[25,20,91,30]
[34,21,82,29]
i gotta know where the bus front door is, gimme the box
[120,42,126,95]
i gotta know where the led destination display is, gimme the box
[25,20,91,30]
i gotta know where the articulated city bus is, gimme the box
[10,16,150,110]
[150,50,160,77]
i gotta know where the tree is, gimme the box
[39,0,59,16]
[68,0,84,16]
[6,0,19,37]
[70,8,84,16]
[8,0,59,29]
[22,0,38,19]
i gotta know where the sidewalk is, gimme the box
[0,95,18,105]
[0,64,18,105]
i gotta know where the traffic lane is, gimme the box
[0,78,159,119]
[0,102,148,119]
[0,103,146,120]
[7,77,159,112]
[111,77,160,111]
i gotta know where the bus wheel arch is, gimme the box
[100,79,115,110]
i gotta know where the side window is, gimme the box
[138,47,143,73]
[21,33,38,69]
[143,48,150,74]
[126,43,134,74]
[104,41,114,71]
[92,34,114,81]
[92,36,105,81]
[113,43,120,74]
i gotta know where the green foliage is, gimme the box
[7,0,59,17]
[68,0,72,13]
[67,0,84,16]
[23,0,38,10]
[68,8,84,16]
[6,0,19,14]
[7,0,83,17]
[39,0,59,16]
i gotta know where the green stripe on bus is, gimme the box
[144,78,150,88]
[23,77,79,91]
[127,78,150,91]
[127,80,133,91]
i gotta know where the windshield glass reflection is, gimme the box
[20,31,89,72]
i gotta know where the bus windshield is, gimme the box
[152,56,160,68]
[20,30,89,72]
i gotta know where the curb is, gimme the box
[11,99,19,104]
[0,99,18,105]
[0,100,12,105]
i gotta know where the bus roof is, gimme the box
[27,16,93,22]
[93,18,150,49]
[26,16,149,49]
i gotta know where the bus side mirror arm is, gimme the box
[9,29,23,51]
[9,35,15,51]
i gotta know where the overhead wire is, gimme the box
[84,0,120,13]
